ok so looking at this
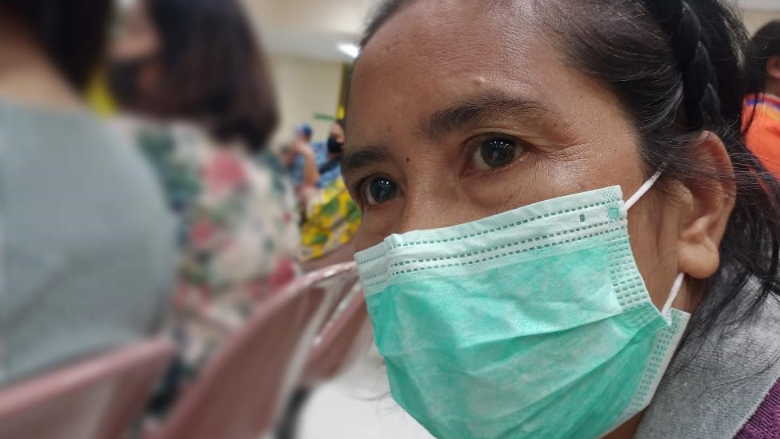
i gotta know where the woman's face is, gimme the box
[343,0,693,311]
[108,1,161,102]
[111,2,159,63]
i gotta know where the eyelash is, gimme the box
[353,176,371,208]
[349,133,531,208]
[462,134,528,176]
[353,173,400,210]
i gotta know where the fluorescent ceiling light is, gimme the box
[338,43,360,59]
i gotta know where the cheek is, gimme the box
[626,197,681,310]
[461,158,590,213]
[353,205,403,251]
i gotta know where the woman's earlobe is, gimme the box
[677,132,736,280]
[767,56,780,81]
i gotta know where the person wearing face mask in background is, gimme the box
[290,120,347,209]
[287,120,346,190]
[317,119,347,188]
[300,119,361,265]
[106,0,301,420]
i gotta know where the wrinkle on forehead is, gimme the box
[349,0,560,141]
[358,0,545,70]
[345,0,628,159]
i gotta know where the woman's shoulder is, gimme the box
[637,280,780,439]
[735,379,780,439]
[0,102,172,209]
[0,103,176,387]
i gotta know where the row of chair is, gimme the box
[0,261,369,439]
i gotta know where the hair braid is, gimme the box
[640,0,722,128]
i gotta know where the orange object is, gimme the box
[745,94,780,178]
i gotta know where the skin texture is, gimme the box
[109,2,161,98]
[342,0,735,437]
[330,122,346,144]
[0,9,82,111]
[767,55,780,96]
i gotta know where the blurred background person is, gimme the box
[107,0,300,419]
[288,119,349,222]
[317,119,347,188]
[299,119,360,265]
[745,21,780,178]
[0,0,175,385]
[286,123,322,190]
[279,117,359,439]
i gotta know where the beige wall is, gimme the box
[261,5,778,150]
[743,9,780,34]
[268,55,344,148]
[244,0,379,34]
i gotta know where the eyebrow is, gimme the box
[424,92,554,139]
[342,145,394,175]
[342,92,556,176]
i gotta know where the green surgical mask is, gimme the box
[355,173,690,439]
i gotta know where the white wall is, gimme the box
[267,55,344,148]
[743,9,780,33]
[244,0,380,35]
[258,3,779,150]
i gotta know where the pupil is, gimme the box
[481,139,516,167]
[370,178,396,203]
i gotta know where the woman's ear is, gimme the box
[768,55,780,82]
[676,132,736,280]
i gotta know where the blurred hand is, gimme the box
[289,139,314,157]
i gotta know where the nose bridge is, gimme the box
[396,172,464,234]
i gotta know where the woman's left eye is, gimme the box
[471,137,523,171]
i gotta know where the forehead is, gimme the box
[348,0,570,136]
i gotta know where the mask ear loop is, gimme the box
[624,165,682,314]
[662,273,685,314]
[625,166,666,210]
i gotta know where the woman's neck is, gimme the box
[604,413,644,439]
[0,11,81,110]
[765,79,780,101]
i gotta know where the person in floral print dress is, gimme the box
[108,0,301,418]
[137,124,299,377]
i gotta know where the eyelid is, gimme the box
[352,173,403,209]
[349,176,371,208]
[463,133,528,157]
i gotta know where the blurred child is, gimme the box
[745,21,780,177]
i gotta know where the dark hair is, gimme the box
[145,0,277,152]
[0,0,113,90]
[747,21,780,92]
[360,0,780,343]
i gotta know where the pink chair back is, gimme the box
[302,279,371,386]
[271,262,361,415]
[0,337,175,439]
[153,262,360,439]
[301,242,356,273]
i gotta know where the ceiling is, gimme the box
[245,0,780,62]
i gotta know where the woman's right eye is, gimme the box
[362,177,399,206]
